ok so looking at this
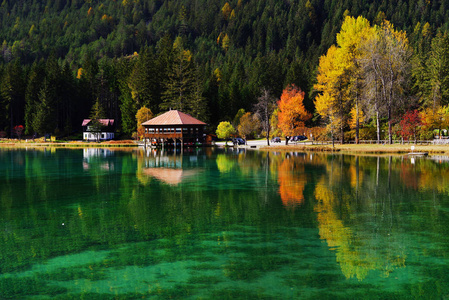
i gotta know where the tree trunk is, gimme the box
[266,121,270,146]
[355,79,359,144]
[341,118,344,145]
[355,100,359,144]
[376,109,380,143]
[388,101,392,144]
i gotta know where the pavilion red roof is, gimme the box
[141,110,206,126]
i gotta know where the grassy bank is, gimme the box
[0,139,138,148]
[3,139,449,155]
[260,143,449,154]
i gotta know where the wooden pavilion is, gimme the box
[141,110,207,148]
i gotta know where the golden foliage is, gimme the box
[421,105,449,132]
[216,121,236,141]
[76,67,84,79]
[135,106,153,140]
[238,112,260,139]
[222,34,230,51]
[221,2,232,20]
[349,106,365,129]
[214,68,222,82]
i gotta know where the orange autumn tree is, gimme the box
[277,156,306,209]
[277,84,312,145]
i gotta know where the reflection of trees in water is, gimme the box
[216,154,236,173]
[399,157,449,195]
[314,176,406,281]
[312,155,410,281]
[3,149,449,288]
[277,155,306,208]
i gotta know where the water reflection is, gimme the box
[136,148,205,185]
[277,153,307,208]
[82,148,115,171]
[2,148,449,298]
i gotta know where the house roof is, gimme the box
[141,110,206,126]
[82,119,115,126]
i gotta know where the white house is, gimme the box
[82,119,115,141]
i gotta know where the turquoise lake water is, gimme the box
[1,147,449,299]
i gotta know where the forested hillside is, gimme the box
[1,0,449,138]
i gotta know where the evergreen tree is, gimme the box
[89,98,106,142]
[24,60,45,135]
[118,58,137,135]
[32,79,57,138]
[160,37,195,113]
[0,59,25,135]
[128,47,159,113]
[421,32,449,108]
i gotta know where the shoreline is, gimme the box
[258,143,449,155]
[0,140,138,148]
[2,140,449,155]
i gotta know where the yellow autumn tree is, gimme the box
[336,16,374,143]
[76,68,84,79]
[216,121,236,146]
[421,105,449,137]
[221,2,232,20]
[135,106,153,140]
[222,34,230,51]
[314,45,350,143]
[349,106,365,130]
[237,112,260,141]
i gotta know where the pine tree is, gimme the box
[0,59,25,135]
[128,47,158,112]
[89,98,106,142]
[24,60,45,135]
[160,37,195,113]
[32,79,57,138]
[118,59,136,135]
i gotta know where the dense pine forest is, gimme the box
[1,0,449,139]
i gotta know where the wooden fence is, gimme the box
[303,140,442,145]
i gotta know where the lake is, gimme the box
[1,147,449,299]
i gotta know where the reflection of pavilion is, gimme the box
[143,168,200,185]
[138,149,205,185]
